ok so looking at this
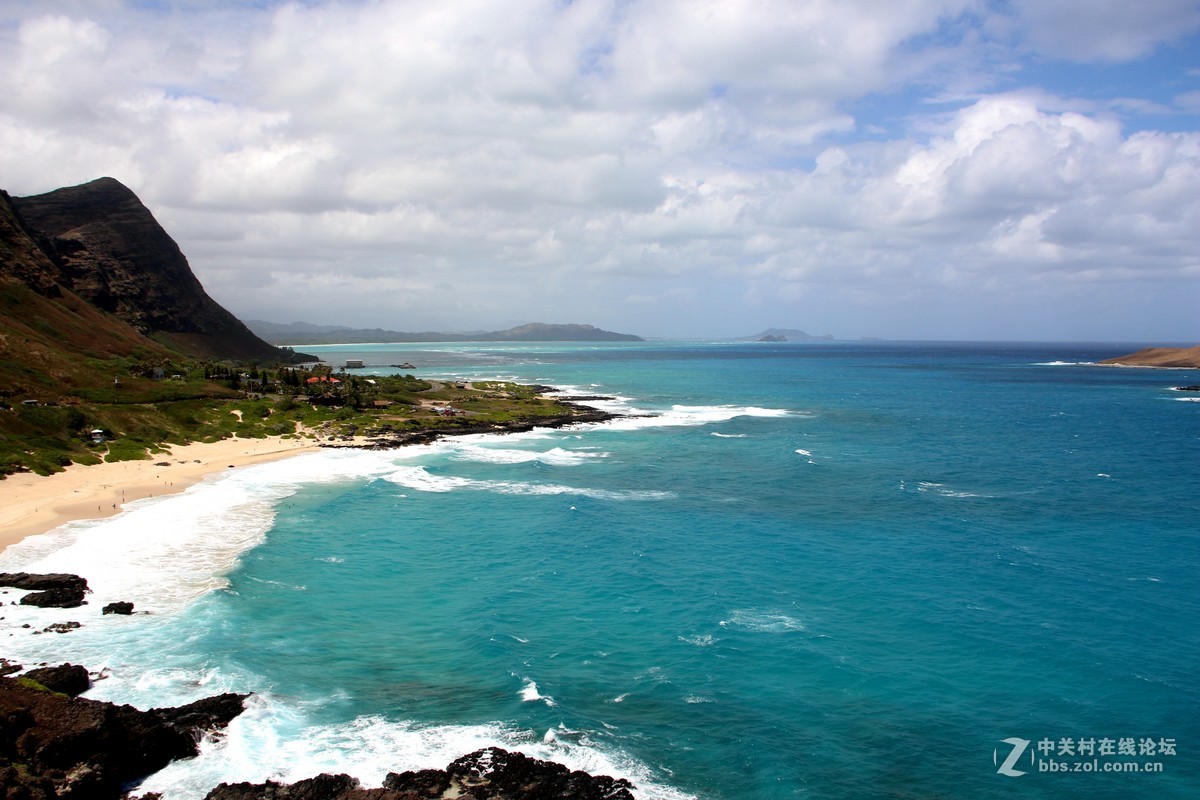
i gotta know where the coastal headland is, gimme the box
[1099,345,1200,368]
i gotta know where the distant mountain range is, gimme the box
[247,320,644,344]
[737,328,835,342]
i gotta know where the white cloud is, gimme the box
[0,1,1196,340]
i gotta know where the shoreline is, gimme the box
[0,435,319,553]
[0,402,618,554]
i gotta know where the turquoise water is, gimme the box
[2,341,1197,798]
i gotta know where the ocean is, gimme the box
[2,341,1197,799]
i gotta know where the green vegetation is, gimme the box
[14,677,53,693]
[0,363,593,477]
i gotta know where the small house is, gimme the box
[345,359,364,369]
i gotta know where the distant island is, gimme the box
[738,328,834,342]
[247,320,644,345]
[1100,346,1200,368]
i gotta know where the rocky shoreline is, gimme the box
[0,572,639,800]
[205,747,635,799]
[0,667,246,800]
[322,401,621,450]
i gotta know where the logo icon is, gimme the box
[995,737,1032,777]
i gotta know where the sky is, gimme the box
[1,1,1198,341]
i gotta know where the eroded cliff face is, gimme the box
[11,178,301,362]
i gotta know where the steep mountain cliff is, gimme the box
[10,178,302,362]
[0,189,178,398]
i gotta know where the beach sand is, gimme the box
[0,436,320,553]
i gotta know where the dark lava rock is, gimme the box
[102,601,134,615]
[22,664,90,696]
[0,675,247,800]
[0,572,89,608]
[204,746,635,800]
[20,586,87,608]
[205,773,364,800]
[435,747,636,799]
[154,692,250,737]
[0,572,89,592]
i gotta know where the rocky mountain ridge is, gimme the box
[6,178,305,363]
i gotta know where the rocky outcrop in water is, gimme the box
[325,406,620,451]
[0,674,247,800]
[0,572,89,608]
[20,663,90,696]
[204,746,635,800]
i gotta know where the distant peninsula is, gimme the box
[1099,346,1200,368]
[247,320,643,345]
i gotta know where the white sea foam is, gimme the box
[0,449,419,676]
[720,609,806,633]
[678,634,716,647]
[710,432,747,438]
[915,481,988,499]
[449,445,608,466]
[383,466,672,501]
[1033,361,1097,366]
[603,404,798,432]
[0,451,398,618]
[518,677,557,707]
[134,700,696,800]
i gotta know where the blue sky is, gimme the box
[1,0,1197,341]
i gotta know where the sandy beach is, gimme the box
[0,436,319,553]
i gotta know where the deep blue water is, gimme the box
[3,341,1198,798]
